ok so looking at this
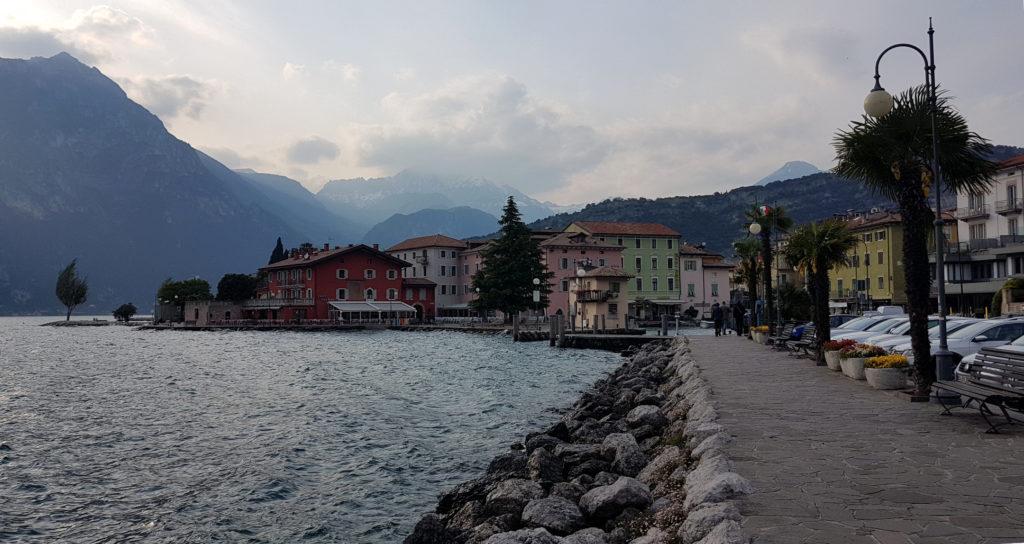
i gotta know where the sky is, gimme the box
[1,1,1022,205]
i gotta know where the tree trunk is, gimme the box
[761,231,775,335]
[815,265,831,364]
[898,177,936,393]
[65,306,72,321]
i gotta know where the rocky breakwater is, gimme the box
[404,339,751,544]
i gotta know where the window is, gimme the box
[440,250,446,258]
[667,240,674,249]
[598,258,606,266]
[652,277,659,291]
[440,266,446,277]
[406,288,413,299]
[1011,218,1019,236]
[277,271,285,282]
[876,230,886,241]
[291,269,299,281]
[336,288,348,300]
[969,223,987,241]
[306,288,312,299]
[651,257,658,270]
[610,282,620,293]
[878,276,884,290]
[837,279,844,294]
[420,287,428,299]
[636,277,643,291]
[440,285,447,295]
[635,257,642,270]
[336,269,348,279]
[667,257,674,269]
[865,254,871,267]
[687,283,696,297]
[450,266,456,276]
[617,237,623,246]
[877,251,884,264]
[561,279,569,292]
[365,288,376,300]
[387,269,397,280]
[863,233,872,243]
[852,255,860,267]
[651,239,657,249]
[635,238,641,248]
[711,283,719,297]
[668,278,675,291]
[608,303,618,315]
[560,257,569,270]
[422,266,427,276]
[464,264,470,274]
[387,288,398,300]
[684,260,697,271]
[306,268,312,280]
[364,269,376,279]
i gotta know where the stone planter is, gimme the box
[840,357,866,380]
[824,351,842,371]
[865,367,908,389]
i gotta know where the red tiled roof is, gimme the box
[387,234,468,251]
[260,244,409,270]
[679,243,714,256]
[539,232,623,249]
[582,266,634,278]
[1000,154,1024,170]
[571,221,680,237]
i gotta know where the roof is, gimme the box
[581,266,634,278]
[570,221,680,237]
[839,211,903,231]
[261,244,409,270]
[387,234,468,252]
[999,154,1024,170]
[402,277,437,286]
[678,243,710,255]
[539,232,623,249]
[328,300,417,313]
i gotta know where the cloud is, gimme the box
[282,61,306,80]
[741,25,861,87]
[394,68,416,81]
[120,75,215,120]
[286,136,341,164]
[0,5,152,64]
[352,74,609,194]
[200,146,269,170]
[323,60,361,82]
[0,26,99,63]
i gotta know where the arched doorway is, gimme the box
[414,304,424,322]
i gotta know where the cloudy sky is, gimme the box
[1,1,1022,204]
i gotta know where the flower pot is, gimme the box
[865,367,907,389]
[825,351,842,371]
[840,357,865,380]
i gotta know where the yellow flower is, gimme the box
[864,354,909,369]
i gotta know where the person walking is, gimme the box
[732,301,746,335]
[711,303,724,337]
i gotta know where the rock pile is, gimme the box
[404,340,750,544]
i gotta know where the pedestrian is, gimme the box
[711,303,724,337]
[732,301,746,335]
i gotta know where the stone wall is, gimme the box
[404,339,750,544]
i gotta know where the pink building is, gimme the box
[540,232,624,317]
[679,243,734,317]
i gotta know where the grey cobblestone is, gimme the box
[687,336,1024,544]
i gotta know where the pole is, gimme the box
[929,19,954,383]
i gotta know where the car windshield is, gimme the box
[928,320,976,338]
[865,318,905,332]
[948,320,1005,340]
[1011,332,1024,346]
[840,317,881,331]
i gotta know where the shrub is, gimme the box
[865,354,909,369]
[823,338,857,352]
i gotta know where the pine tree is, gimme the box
[269,237,287,264]
[472,196,554,320]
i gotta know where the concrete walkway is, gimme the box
[687,335,1024,544]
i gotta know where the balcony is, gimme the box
[955,204,990,220]
[996,199,1023,215]
[575,289,612,302]
[243,298,314,308]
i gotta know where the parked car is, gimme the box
[893,317,1024,364]
[829,314,859,328]
[831,317,908,341]
[869,318,980,350]
[861,305,906,317]
[957,333,1024,378]
[831,315,905,335]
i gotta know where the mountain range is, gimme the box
[755,161,821,186]
[361,207,499,248]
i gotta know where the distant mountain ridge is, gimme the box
[361,207,499,247]
[754,161,821,186]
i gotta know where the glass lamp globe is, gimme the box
[576,268,586,278]
[864,87,894,118]
[532,278,540,285]
[748,222,763,235]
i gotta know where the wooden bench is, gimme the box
[790,324,818,357]
[932,347,1024,433]
[768,322,796,348]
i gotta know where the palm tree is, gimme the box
[834,85,998,392]
[746,204,793,335]
[785,220,860,362]
[733,238,762,309]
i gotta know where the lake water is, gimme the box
[0,317,622,542]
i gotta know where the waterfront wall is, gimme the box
[404,339,750,544]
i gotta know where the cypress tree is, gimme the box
[269,237,287,264]
[471,196,553,320]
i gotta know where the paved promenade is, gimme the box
[687,336,1024,544]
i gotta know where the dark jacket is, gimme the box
[711,306,723,321]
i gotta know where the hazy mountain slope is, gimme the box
[361,207,499,247]
[316,170,555,228]
[0,53,301,314]
[755,161,821,186]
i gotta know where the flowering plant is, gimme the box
[864,354,909,369]
[823,339,857,352]
[839,343,887,359]
[751,325,769,333]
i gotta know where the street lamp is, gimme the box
[864,18,954,384]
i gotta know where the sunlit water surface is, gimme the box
[0,317,622,542]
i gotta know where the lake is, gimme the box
[0,317,622,542]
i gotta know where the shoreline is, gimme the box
[404,339,749,544]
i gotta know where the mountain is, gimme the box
[754,161,821,186]
[528,172,899,257]
[543,201,588,215]
[0,53,346,314]
[362,207,499,248]
[316,171,555,230]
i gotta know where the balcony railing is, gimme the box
[955,204,990,220]
[575,289,612,302]
[243,298,315,308]
[996,199,1023,215]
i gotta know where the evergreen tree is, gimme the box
[56,259,88,321]
[269,237,287,264]
[471,197,553,320]
[216,273,258,301]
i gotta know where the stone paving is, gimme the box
[687,336,1024,544]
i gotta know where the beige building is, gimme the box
[569,266,634,330]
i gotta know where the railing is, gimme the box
[575,289,612,302]
[242,298,315,308]
[996,199,1023,214]
[954,204,990,220]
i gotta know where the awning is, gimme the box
[828,301,848,309]
[647,300,684,306]
[441,303,471,309]
[328,300,417,313]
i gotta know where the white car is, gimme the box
[832,317,908,341]
[865,317,979,349]
[956,332,1024,376]
[830,315,905,338]
[892,318,1024,363]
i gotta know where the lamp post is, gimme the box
[532,277,541,324]
[864,18,953,382]
[475,287,482,324]
[748,221,763,326]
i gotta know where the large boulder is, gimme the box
[601,433,648,478]
[678,502,741,544]
[563,528,610,544]
[521,496,585,535]
[489,451,529,477]
[526,434,565,454]
[486,479,546,516]
[484,528,565,544]
[528,448,564,483]
[549,482,587,503]
[404,513,463,544]
[578,477,653,521]
[625,405,668,429]
[636,446,682,487]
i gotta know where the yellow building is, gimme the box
[773,236,806,289]
[570,266,634,330]
[829,211,906,308]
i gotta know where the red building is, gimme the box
[246,243,434,323]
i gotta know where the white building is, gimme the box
[387,234,467,316]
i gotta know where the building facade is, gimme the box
[678,244,733,315]
[569,266,634,330]
[387,234,467,317]
[564,221,682,318]
[540,232,624,317]
[829,211,907,309]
